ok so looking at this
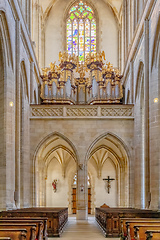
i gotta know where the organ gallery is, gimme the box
[41,51,123,104]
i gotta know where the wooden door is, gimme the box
[72,188,76,214]
[88,188,91,214]
[72,188,91,214]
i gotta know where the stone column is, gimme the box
[128,0,131,46]
[144,19,150,208]
[30,61,35,104]
[130,0,134,41]
[32,0,40,62]
[15,19,21,209]
[118,29,122,70]
[122,0,126,65]
[130,61,134,103]
[27,0,31,33]
[158,48,160,209]
[76,163,88,220]
[41,24,45,68]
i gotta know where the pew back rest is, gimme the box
[145,230,160,240]
[121,218,160,237]
[0,220,43,239]
[0,238,11,240]
[0,224,36,240]
[134,225,160,240]
[0,217,47,239]
[0,229,27,240]
[127,221,160,238]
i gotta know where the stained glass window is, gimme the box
[66,1,96,62]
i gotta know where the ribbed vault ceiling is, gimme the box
[38,0,122,20]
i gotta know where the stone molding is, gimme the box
[30,105,134,119]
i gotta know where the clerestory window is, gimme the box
[66,0,96,62]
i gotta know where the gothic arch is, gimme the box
[0,10,14,209]
[102,0,121,25]
[86,132,130,163]
[33,131,79,163]
[0,15,5,210]
[0,10,13,69]
[20,61,29,101]
[33,132,79,206]
[86,132,130,206]
[43,0,121,49]
[43,0,120,24]
[151,13,160,70]
[64,0,99,23]
[89,145,122,169]
[43,0,56,23]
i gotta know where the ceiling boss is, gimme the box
[40,51,123,105]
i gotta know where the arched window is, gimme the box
[66,0,96,62]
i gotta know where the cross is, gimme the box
[103,176,115,194]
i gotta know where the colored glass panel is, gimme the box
[91,20,96,52]
[83,12,88,17]
[67,20,72,53]
[91,29,96,36]
[67,1,96,61]
[91,20,96,35]
[85,6,93,13]
[67,39,72,53]
[79,19,84,61]
[91,38,96,52]
[78,6,84,13]
[85,20,90,53]
[70,13,75,20]
[69,6,77,13]
[79,1,83,5]
[75,12,80,17]
[88,13,93,20]
[73,20,78,55]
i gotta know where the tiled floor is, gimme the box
[49,215,120,240]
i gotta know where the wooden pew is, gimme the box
[134,225,160,240]
[0,218,45,240]
[95,208,160,237]
[0,207,68,237]
[0,238,11,240]
[120,219,160,240]
[0,223,36,240]
[0,229,27,240]
[145,230,160,240]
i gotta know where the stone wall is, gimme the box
[123,0,160,209]
[30,104,134,216]
[0,0,40,210]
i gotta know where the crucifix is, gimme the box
[103,176,115,194]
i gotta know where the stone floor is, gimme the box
[49,215,120,240]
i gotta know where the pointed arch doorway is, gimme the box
[33,132,79,212]
[86,132,130,209]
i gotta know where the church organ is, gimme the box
[40,51,123,105]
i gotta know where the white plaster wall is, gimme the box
[94,159,117,207]
[46,159,68,207]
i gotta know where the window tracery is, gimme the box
[72,173,91,186]
[66,1,96,62]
